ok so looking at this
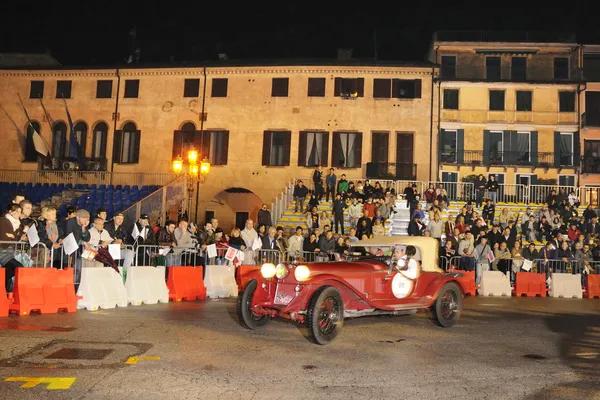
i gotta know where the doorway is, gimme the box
[396,133,414,164]
[235,212,249,230]
[515,174,532,203]
[204,210,215,227]
[441,171,458,200]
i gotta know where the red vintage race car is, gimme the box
[237,236,463,344]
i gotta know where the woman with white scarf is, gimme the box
[0,204,27,291]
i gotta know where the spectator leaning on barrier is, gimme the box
[287,226,304,257]
[0,203,26,291]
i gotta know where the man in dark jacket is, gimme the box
[475,174,487,208]
[325,168,337,202]
[332,193,346,234]
[293,180,309,213]
[257,204,272,228]
[106,212,128,244]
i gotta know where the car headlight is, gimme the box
[261,263,276,279]
[294,265,310,282]
[275,264,288,279]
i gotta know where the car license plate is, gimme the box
[274,284,295,305]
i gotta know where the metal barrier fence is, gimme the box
[0,170,175,187]
[0,241,49,268]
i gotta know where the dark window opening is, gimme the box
[124,80,140,98]
[29,81,44,99]
[584,54,600,81]
[554,57,569,79]
[440,56,456,79]
[71,121,87,158]
[96,80,113,98]
[392,79,421,99]
[585,91,600,126]
[52,122,68,158]
[184,79,200,98]
[209,131,230,165]
[332,132,362,168]
[92,122,108,159]
[373,79,391,98]
[443,89,459,110]
[334,78,364,98]
[511,57,527,81]
[56,80,72,99]
[559,91,576,112]
[262,131,291,166]
[489,90,505,111]
[113,122,141,164]
[486,57,501,80]
[516,90,532,112]
[24,121,41,162]
[211,78,228,97]
[271,78,289,97]
[307,77,326,97]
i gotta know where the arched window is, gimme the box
[24,121,41,162]
[172,122,196,159]
[52,121,68,158]
[92,122,108,160]
[71,121,87,158]
[113,121,140,164]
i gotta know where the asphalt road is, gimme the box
[0,296,598,400]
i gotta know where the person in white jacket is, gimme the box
[287,226,304,260]
[347,199,363,228]
[88,217,114,248]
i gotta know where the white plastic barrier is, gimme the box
[76,267,128,311]
[125,266,170,305]
[549,273,583,299]
[204,264,238,298]
[479,271,512,296]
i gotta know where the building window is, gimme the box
[124,80,140,98]
[440,130,457,163]
[332,132,362,168]
[583,54,600,81]
[489,90,505,111]
[52,121,68,158]
[393,79,421,99]
[113,122,140,163]
[559,91,576,112]
[92,122,108,159]
[298,131,329,167]
[554,57,570,79]
[373,79,391,98]
[486,57,501,80]
[172,122,195,160]
[488,131,504,162]
[558,175,576,187]
[440,56,456,79]
[516,90,532,111]
[584,91,600,126]
[71,121,87,158]
[511,57,527,81]
[583,140,600,173]
[208,131,230,165]
[307,78,326,97]
[96,80,113,98]
[24,121,41,162]
[271,78,289,97]
[371,132,389,163]
[262,131,291,166]
[211,78,228,97]
[334,78,364,98]
[56,80,72,99]
[183,79,200,98]
[443,89,459,110]
[29,81,44,99]
[515,131,531,162]
[558,132,573,166]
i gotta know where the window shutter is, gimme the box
[321,132,329,167]
[530,131,538,165]
[112,130,123,163]
[482,130,490,165]
[573,131,581,167]
[262,131,272,166]
[331,132,341,167]
[530,175,538,185]
[282,131,291,166]
[439,129,444,162]
[456,129,464,164]
[391,79,400,99]
[414,79,422,98]
[553,131,561,167]
[504,130,513,163]
[334,78,341,96]
[298,131,307,166]
[172,130,183,160]
[354,132,363,167]
[130,130,141,163]
[220,131,229,165]
[356,78,365,97]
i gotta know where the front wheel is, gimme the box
[307,286,344,345]
[237,279,271,330]
[433,282,462,328]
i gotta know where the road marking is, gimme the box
[5,377,76,390]
[125,356,160,365]
[479,303,501,307]
[575,352,598,359]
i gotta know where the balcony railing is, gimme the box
[440,151,576,168]
[40,157,108,172]
[441,109,578,125]
[366,162,417,180]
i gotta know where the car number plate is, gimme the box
[274,284,295,305]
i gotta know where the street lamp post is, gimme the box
[172,146,210,221]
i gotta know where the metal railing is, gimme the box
[444,150,556,167]
[365,162,417,181]
[0,170,175,187]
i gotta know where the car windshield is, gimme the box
[348,244,423,263]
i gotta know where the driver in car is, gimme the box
[392,245,419,280]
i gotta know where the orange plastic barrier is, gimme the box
[514,272,546,297]
[167,266,206,301]
[9,268,78,316]
[237,265,261,288]
[451,269,476,296]
[584,274,600,299]
[0,273,8,317]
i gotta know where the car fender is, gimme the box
[421,273,463,299]
[238,269,265,293]
[301,275,369,305]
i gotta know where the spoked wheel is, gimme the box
[307,286,344,345]
[433,282,462,328]
[237,279,271,330]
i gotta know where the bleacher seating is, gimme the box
[0,182,161,219]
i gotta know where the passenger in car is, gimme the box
[393,245,420,280]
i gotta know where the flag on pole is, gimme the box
[38,96,54,127]
[61,95,80,160]
[17,94,50,157]
[0,103,27,158]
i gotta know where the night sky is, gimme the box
[1,4,599,66]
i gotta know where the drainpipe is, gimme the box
[194,66,207,223]
[435,46,441,183]
[428,61,435,182]
[110,68,121,184]
[577,44,586,189]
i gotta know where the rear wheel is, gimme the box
[307,286,344,345]
[237,279,270,330]
[433,282,462,327]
